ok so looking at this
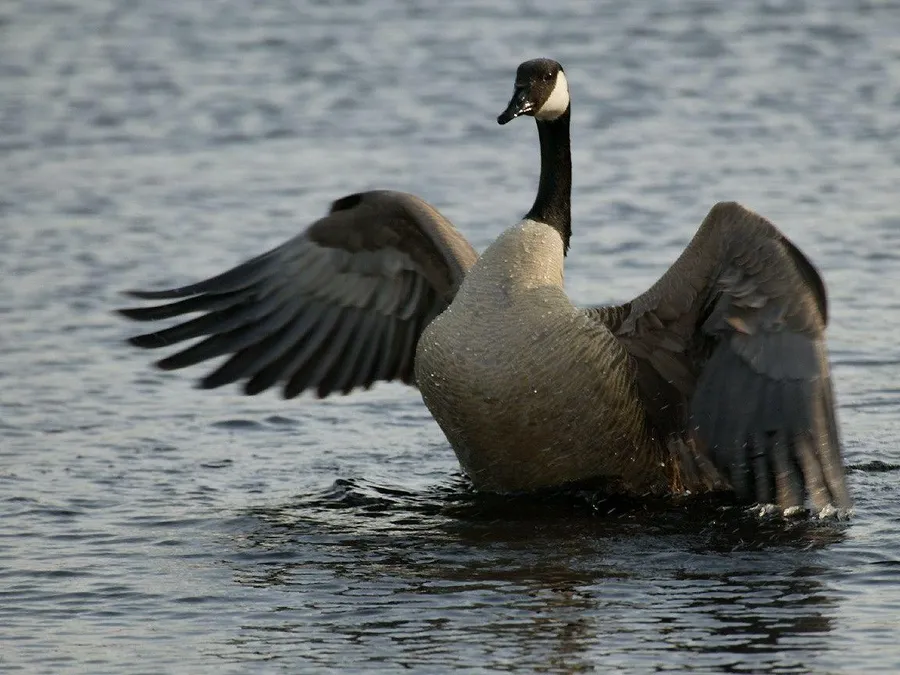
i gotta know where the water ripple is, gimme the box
[4,0,900,673]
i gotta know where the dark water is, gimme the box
[3,1,900,672]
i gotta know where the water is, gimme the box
[3,0,900,672]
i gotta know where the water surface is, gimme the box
[3,1,900,673]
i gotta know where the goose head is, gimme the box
[497,58,570,125]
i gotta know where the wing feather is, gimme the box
[592,201,850,511]
[119,190,478,399]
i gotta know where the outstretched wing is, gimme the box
[119,190,478,399]
[591,202,849,512]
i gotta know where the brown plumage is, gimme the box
[120,58,850,513]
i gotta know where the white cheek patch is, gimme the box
[535,71,570,121]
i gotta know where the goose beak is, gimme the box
[497,87,533,125]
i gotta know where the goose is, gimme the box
[120,58,851,514]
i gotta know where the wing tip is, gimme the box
[154,354,184,371]
[122,287,195,300]
[116,307,144,321]
[126,332,169,349]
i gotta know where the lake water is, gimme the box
[3,1,900,673]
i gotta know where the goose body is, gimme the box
[120,58,851,513]
[416,219,665,494]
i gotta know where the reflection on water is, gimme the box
[224,481,847,673]
[6,0,900,671]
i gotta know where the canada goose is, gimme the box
[120,58,850,514]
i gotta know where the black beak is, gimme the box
[497,86,533,125]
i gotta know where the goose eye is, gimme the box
[543,72,554,82]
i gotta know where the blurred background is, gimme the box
[3,1,900,673]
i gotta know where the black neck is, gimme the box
[525,106,572,254]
